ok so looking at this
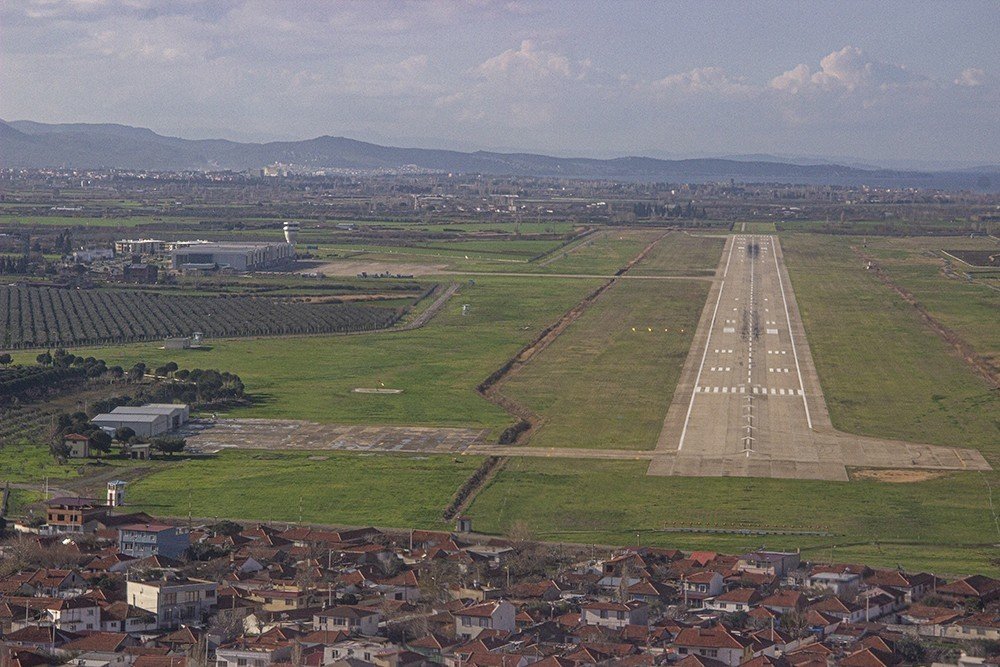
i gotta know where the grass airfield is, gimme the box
[12,226,1000,574]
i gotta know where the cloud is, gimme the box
[475,39,588,80]
[647,66,753,97]
[770,45,922,94]
[955,67,985,87]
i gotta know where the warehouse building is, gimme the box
[110,404,189,430]
[91,403,189,438]
[170,241,294,272]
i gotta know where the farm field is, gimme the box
[503,278,708,450]
[60,275,603,431]
[0,285,401,349]
[467,231,1000,574]
[126,450,483,528]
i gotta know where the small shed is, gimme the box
[126,443,152,461]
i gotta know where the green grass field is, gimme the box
[504,278,708,450]
[781,233,999,455]
[862,236,999,371]
[467,231,1000,575]
[537,229,662,274]
[61,275,601,432]
[466,458,999,575]
[8,226,998,574]
[627,232,725,276]
[127,451,482,528]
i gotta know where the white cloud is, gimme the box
[770,46,922,94]
[955,67,985,87]
[475,39,587,80]
[647,66,753,97]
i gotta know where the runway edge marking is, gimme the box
[678,235,735,451]
[771,235,813,430]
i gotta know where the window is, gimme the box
[462,617,472,626]
[237,659,247,666]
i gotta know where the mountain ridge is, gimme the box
[1,119,997,191]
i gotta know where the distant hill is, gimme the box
[2,120,997,191]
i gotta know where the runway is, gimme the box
[647,234,991,480]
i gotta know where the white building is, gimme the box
[313,606,382,636]
[126,576,217,629]
[170,242,294,272]
[454,600,516,639]
[46,597,102,632]
[580,600,649,629]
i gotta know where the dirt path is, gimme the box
[395,283,459,332]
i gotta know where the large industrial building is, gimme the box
[170,241,294,272]
[91,403,189,438]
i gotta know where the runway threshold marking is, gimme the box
[678,236,735,452]
[771,235,813,430]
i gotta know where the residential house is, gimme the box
[63,434,91,459]
[126,575,217,628]
[314,605,383,636]
[45,498,109,533]
[98,601,158,633]
[322,638,400,665]
[251,588,314,612]
[707,588,761,613]
[454,600,516,639]
[944,613,1000,641]
[682,571,725,607]
[118,524,190,560]
[41,596,103,632]
[579,601,649,629]
[936,575,1000,606]
[808,597,866,624]
[674,624,756,667]
[806,571,862,598]
[864,570,937,603]
[10,569,88,598]
[759,590,807,615]
[736,551,800,578]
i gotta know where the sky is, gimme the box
[1,0,998,167]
